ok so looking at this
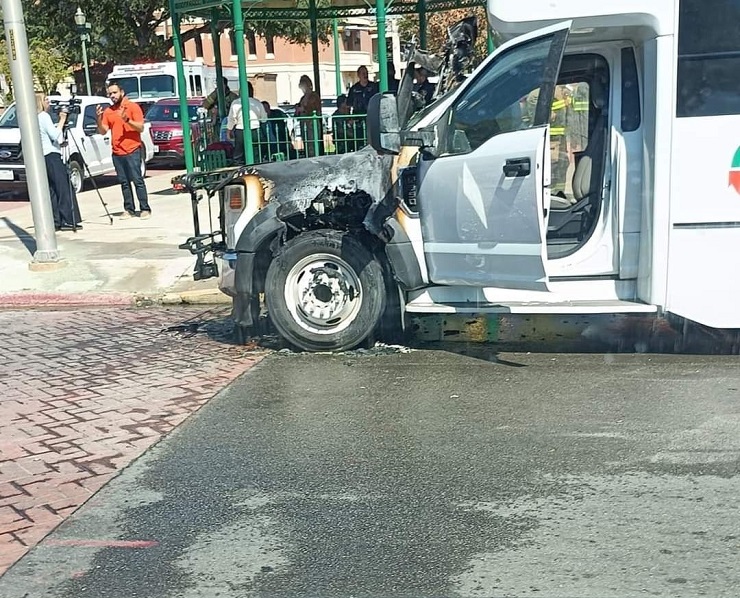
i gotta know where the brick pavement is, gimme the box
[0,306,267,575]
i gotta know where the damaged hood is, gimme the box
[241,146,394,218]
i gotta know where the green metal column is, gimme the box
[418,0,427,49]
[232,0,254,164]
[210,9,226,118]
[376,0,388,92]
[332,18,342,96]
[170,6,194,172]
[309,0,321,99]
[487,27,495,54]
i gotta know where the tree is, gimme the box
[398,8,490,68]
[11,0,332,68]
[29,41,71,95]
[0,39,70,98]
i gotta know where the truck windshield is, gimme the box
[0,105,17,128]
[110,77,139,99]
[0,104,78,128]
[146,103,199,122]
[140,75,176,98]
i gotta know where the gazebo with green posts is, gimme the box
[167,0,489,171]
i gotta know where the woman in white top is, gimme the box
[37,95,81,231]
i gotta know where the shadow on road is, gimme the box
[156,306,740,360]
[1,215,36,255]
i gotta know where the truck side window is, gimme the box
[621,48,641,132]
[82,105,97,133]
[445,35,557,156]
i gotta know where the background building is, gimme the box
[157,17,404,105]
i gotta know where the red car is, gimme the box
[145,98,204,162]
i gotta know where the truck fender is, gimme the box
[233,203,287,328]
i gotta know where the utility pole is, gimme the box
[2,0,63,268]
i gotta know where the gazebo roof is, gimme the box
[172,0,486,20]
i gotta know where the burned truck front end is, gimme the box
[178,16,480,351]
[177,147,401,350]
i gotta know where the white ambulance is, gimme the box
[106,62,241,102]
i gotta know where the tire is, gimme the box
[265,230,387,352]
[68,160,83,194]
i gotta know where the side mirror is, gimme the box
[366,93,400,155]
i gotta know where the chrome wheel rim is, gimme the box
[70,166,82,193]
[284,253,363,335]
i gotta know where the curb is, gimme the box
[0,289,231,309]
[0,292,137,308]
[160,288,232,306]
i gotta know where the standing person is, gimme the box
[262,100,293,160]
[332,95,354,154]
[37,96,81,231]
[347,66,380,147]
[202,78,238,138]
[347,66,379,115]
[347,66,378,146]
[294,75,322,157]
[226,81,268,165]
[96,83,151,219]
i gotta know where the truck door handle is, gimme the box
[503,157,531,177]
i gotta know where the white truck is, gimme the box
[179,0,740,351]
[0,95,156,193]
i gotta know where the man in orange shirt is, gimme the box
[96,83,151,219]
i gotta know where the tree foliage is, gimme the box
[0,38,70,98]
[6,0,333,67]
[398,7,490,68]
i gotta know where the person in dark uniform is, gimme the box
[347,66,378,146]
[332,94,355,154]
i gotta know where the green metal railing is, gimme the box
[192,112,369,168]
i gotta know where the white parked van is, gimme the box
[0,95,156,193]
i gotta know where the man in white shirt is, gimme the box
[227,81,268,165]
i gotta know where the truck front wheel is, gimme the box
[265,230,386,352]
[68,160,84,194]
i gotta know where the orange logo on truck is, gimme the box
[730,148,740,193]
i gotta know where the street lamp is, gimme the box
[74,7,92,94]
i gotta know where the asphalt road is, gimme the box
[2,348,739,598]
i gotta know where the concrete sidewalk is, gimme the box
[0,171,230,307]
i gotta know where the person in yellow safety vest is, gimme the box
[549,86,571,194]
[522,87,571,194]
[569,81,589,155]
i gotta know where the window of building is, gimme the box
[265,34,275,55]
[246,30,257,56]
[195,33,204,58]
[229,30,237,56]
[342,30,361,52]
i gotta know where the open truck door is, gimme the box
[415,22,570,291]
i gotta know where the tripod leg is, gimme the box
[66,129,114,224]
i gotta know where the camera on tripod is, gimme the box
[49,85,83,126]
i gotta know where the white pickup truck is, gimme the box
[0,95,155,193]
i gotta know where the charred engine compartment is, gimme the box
[283,188,374,234]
